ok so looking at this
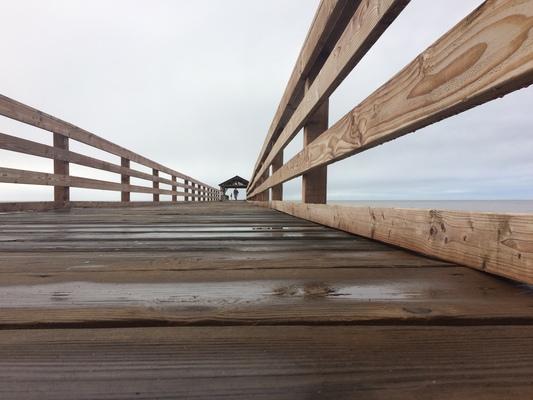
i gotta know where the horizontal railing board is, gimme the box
[0,201,208,213]
[253,201,533,285]
[0,94,215,190]
[248,0,409,192]
[250,0,356,185]
[0,132,213,194]
[0,167,208,197]
[249,0,533,197]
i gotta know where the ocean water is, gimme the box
[329,200,533,213]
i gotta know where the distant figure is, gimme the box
[233,188,239,200]
[230,193,233,200]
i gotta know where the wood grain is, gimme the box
[249,0,533,197]
[0,167,198,197]
[0,132,212,193]
[52,133,69,206]
[2,325,533,399]
[249,0,409,192]
[256,201,533,284]
[1,202,532,397]
[250,0,357,186]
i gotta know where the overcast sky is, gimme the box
[1,0,532,202]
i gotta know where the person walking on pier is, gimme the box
[233,188,239,200]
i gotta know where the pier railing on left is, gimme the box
[0,95,220,212]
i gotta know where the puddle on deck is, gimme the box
[0,280,422,309]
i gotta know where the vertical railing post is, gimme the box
[172,175,177,203]
[152,169,159,202]
[257,169,269,202]
[271,151,283,201]
[121,157,130,202]
[53,133,69,208]
[184,179,189,201]
[302,77,328,204]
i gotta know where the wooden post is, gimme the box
[121,157,130,202]
[172,175,177,202]
[302,76,328,204]
[184,179,189,201]
[53,133,69,207]
[152,169,159,202]
[271,152,283,201]
[257,169,270,202]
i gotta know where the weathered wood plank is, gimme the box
[52,133,69,206]
[2,325,533,400]
[250,0,357,185]
[249,0,409,191]
[257,201,533,284]
[302,90,328,204]
[1,265,532,328]
[250,0,533,197]
[0,250,451,283]
[0,132,210,193]
[0,167,197,197]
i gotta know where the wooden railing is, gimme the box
[248,0,533,284]
[0,95,221,211]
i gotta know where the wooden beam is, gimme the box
[184,179,190,201]
[249,0,358,188]
[250,0,533,197]
[0,132,211,193]
[271,151,283,201]
[53,133,69,207]
[152,169,159,202]
[121,158,130,202]
[254,201,533,285]
[0,95,215,191]
[172,176,177,202]
[302,82,328,204]
[248,0,409,192]
[0,167,197,197]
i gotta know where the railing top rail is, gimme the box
[248,0,533,198]
[249,0,360,188]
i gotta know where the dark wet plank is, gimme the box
[2,325,533,400]
[1,266,532,328]
[1,202,532,397]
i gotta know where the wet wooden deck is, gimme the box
[1,202,533,399]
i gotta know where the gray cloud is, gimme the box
[0,0,531,202]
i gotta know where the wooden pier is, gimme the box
[1,202,533,398]
[1,0,533,398]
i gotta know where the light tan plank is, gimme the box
[250,0,355,185]
[249,0,409,191]
[250,0,533,197]
[257,201,533,284]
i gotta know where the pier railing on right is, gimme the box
[248,0,533,284]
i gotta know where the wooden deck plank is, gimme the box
[0,203,531,330]
[1,202,532,398]
[0,265,532,328]
[2,325,533,399]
